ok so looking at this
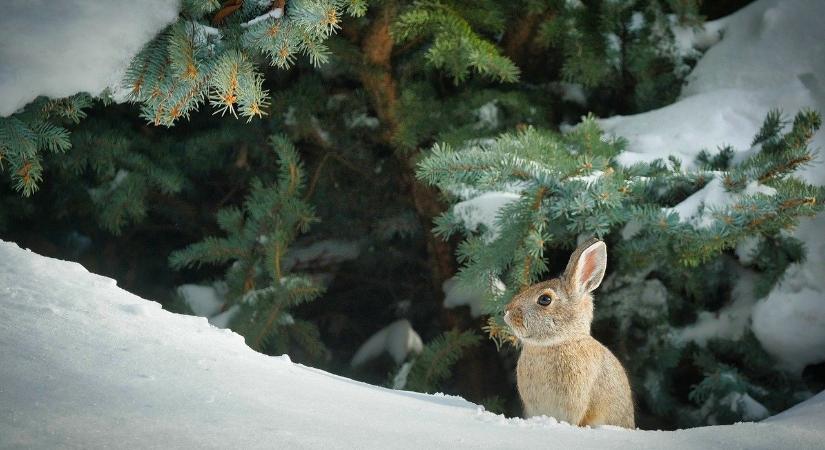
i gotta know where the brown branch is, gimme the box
[758,155,813,183]
[274,240,283,280]
[358,3,400,141]
[213,0,244,26]
[521,187,546,287]
[355,2,458,329]
[303,153,331,201]
[746,197,817,229]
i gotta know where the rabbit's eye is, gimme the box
[537,294,553,306]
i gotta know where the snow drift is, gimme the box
[1,240,823,449]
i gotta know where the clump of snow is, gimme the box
[240,7,283,28]
[735,235,762,265]
[475,100,500,129]
[620,220,643,241]
[391,361,414,390]
[670,16,726,58]
[208,304,240,328]
[442,277,486,317]
[722,392,770,421]
[0,0,180,116]
[350,319,423,367]
[600,0,825,373]
[550,82,588,106]
[453,192,520,241]
[751,217,825,373]
[1,240,825,448]
[666,178,775,229]
[676,269,757,346]
[283,239,361,271]
[561,84,587,106]
[666,177,726,228]
[628,12,645,32]
[177,283,225,317]
[569,170,604,186]
[176,282,240,328]
[347,112,380,129]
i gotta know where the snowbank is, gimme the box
[0,0,180,116]
[599,0,825,372]
[1,240,824,449]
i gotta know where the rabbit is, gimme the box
[503,238,635,428]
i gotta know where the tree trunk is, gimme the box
[356,3,457,303]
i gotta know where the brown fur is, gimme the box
[504,239,635,428]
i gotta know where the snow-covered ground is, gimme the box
[1,240,824,449]
[599,0,825,373]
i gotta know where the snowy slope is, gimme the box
[1,240,824,449]
[0,0,179,116]
[599,0,825,372]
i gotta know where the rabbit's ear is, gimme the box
[564,239,607,296]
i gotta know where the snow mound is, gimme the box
[599,0,825,372]
[1,240,825,448]
[0,0,180,116]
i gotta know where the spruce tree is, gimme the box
[169,135,327,360]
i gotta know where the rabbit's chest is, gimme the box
[516,343,599,419]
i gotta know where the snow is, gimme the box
[350,319,423,367]
[628,12,645,33]
[177,283,226,317]
[176,282,241,328]
[675,269,758,346]
[599,0,825,372]
[453,192,521,241]
[209,304,240,329]
[347,112,380,129]
[570,170,605,186]
[442,276,486,317]
[560,82,587,106]
[475,101,500,129]
[240,7,283,28]
[0,0,180,116]
[735,235,762,265]
[722,393,770,422]
[751,217,825,374]
[600,0,825,185]
[2,240,825,448]
[670,16,725,58]
[283,239,361,271]
[666,178,775,228]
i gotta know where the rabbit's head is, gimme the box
[504,238,607,346]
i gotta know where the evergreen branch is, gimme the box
[405,329,480,393]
